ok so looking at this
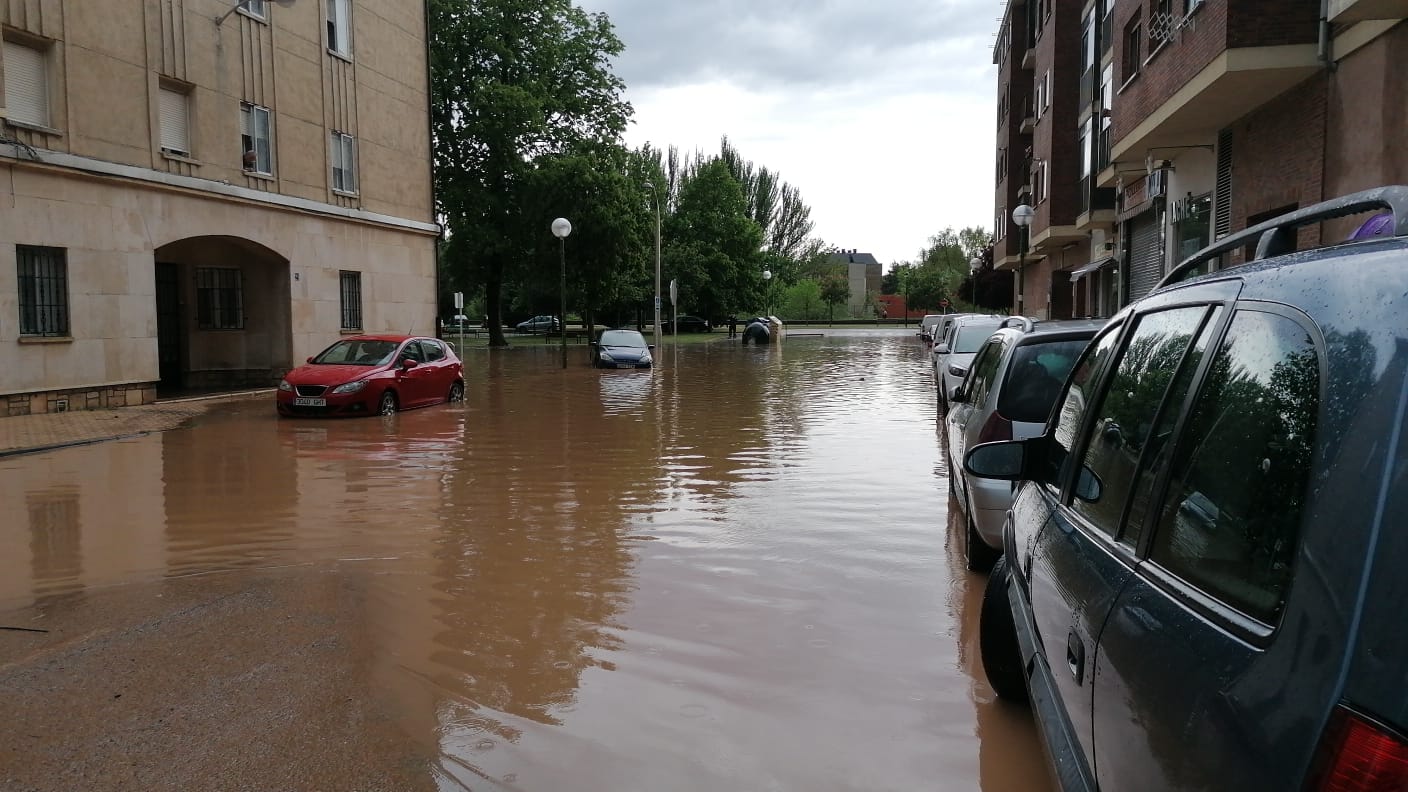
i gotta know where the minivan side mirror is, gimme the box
[935,343,952,355]
[948,385,966,403]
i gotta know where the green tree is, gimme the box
[778,279,825,320]
[663,160,763,319]
[518,143,653,332]
[431,0,631,346]
[819,273,850,323]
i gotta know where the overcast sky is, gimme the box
[574,0,1001,267]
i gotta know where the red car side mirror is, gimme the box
[401,358,418,370]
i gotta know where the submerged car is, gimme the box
[966,187,1408,791]
[276,334,463,417]
[593,329,653,369]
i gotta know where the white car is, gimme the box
[919,314,944,342]
[933,315,1004,410]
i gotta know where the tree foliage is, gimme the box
[431,0,632,345]
[819,273,850,323]
[662,160,764,319]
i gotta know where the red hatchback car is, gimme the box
[276,334,464,418]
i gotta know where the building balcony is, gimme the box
[1329,0,1408,22]
[1076,208,1117,232]
[1022,47,1036,70]
[1020,113,1036,134]
[1110,44,1320,165]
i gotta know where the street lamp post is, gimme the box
[1011,204,1035,316]
[551,217,572,369]
[762,269,773,318]
[643,181,662,350]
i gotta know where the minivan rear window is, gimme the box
[997,338,1092,423]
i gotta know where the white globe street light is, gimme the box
[552,218,572,369]
[762,269,773,318]
[1011,204,1034,314]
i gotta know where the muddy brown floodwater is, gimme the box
[0,329,1053,792]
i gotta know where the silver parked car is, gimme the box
[943,317,1101,570]
[932,314,1004,410]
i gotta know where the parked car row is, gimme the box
[941,187,1408,791]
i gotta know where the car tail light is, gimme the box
[977,411,1013,444]
[1310,706,1408,792]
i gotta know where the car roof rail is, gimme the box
[1000,316,1036,332]
[1157,185,1408,290]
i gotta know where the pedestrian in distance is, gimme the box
[727,315,738,338]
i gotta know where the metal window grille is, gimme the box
[340,271,362,330]
[17,245,69,337]
[196,267,244,330]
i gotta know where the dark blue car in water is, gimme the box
[964,187,1408,792]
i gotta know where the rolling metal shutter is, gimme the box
[1127,211,1163,301]
[3,42,49,127]
[1214,128,1233,241]
[158,88,189,155]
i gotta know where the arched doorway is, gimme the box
[153,236,291,395]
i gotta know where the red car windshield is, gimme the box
[313,339,399,366]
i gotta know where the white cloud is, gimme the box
[578,0,1001,265]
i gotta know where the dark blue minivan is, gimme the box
[965,187,1408,791]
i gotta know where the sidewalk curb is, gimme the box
[0,432,155,460]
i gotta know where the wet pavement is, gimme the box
[0,330,1052,791]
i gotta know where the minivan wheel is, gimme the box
[966,508,1001,573]
[448,381,465,403]
[980,556,1029,703]
[378,391,398,416]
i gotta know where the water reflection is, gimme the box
[0,330,1053,790]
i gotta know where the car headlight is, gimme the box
[278,379,293,392]
[331,380,368,394]
[599,351,614,362]
[639,352,652,364]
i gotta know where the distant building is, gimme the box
[1,0,438,415]
[827,249,882,317]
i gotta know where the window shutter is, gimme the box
[158,88,189,154]
[1214,128,1234,240]
[3,42,49,126]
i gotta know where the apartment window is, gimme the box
[1123,13,1143,84]
[339,271,362,330]
[240,0,267,19]
[326,0,352,57]
[1043,71,1051,111]
[158,86,191,156]
[1034,74,1045,119]
[330,131,357,194]
[196,267,244,330]
[17,245,68,337]
[1185,0,1204,12]
[3,39,50,128]
[240,103,272,175]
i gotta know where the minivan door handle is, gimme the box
[1066,630,1085,683]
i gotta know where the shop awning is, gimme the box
[1070,256,1116,282]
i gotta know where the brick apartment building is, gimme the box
[992,0,1408,318]
[1,0,438,415]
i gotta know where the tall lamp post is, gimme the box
[643,181,662,350]
[1011,204,1035,316]
[762,269,773,318]
[551,217,572,369]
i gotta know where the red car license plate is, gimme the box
[294,397,326,406]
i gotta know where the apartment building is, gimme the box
[992,0,1089,321]
[993,0,1408,319]
[0,0,437,415]
[828,249,883,317]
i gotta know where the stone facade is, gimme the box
[0,0,437,413]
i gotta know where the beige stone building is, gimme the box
[0,0,438,415]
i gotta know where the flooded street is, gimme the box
[0,330,1051,791]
